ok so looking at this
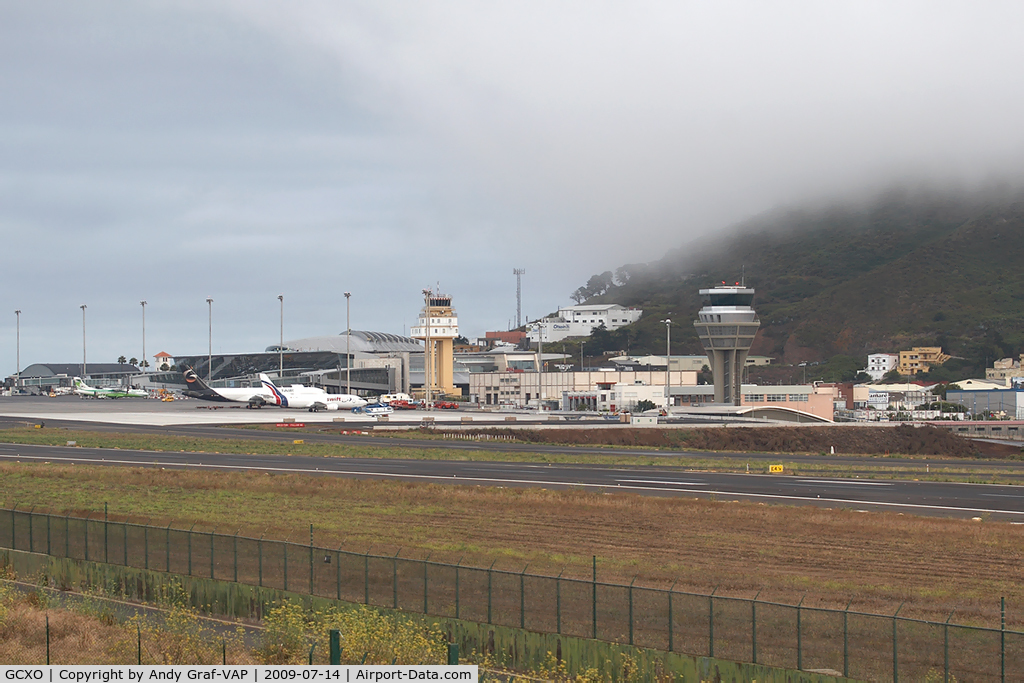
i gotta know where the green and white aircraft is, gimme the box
[72,377,147,399]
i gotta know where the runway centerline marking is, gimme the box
[1,452,1022,517]
[616,479,707,486]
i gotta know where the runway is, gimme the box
[2,440,1022,520]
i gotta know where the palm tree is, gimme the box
[129,357,138,366]
[118,355,127,365]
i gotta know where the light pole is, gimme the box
[344,292,351,395]
[206,297,213,381]
[661,317,672,411]
[422,289,432,407]
[14,310,20,389]
[277,295,284,378]
[140,301,147,372]
[80,305,87,378]
[579,340,586,372]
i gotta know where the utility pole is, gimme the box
[513,268,525,329]
[206,297,213,381]
[661,317,672,412]
[80,304,87,378]
[140,301,147,372]
[422,289,432,407]
[344,292,351,395]
[278,295,284,377]
[14,310,20,389]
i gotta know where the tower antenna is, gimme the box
[513,268,525,328]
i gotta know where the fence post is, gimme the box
[84,512,90,561]
[259,534,264,587]
[329,629,341,665]
[233,531,238,583]
[123,521,128,566]
[668,580,677,652]
[284,541,290,592]
[46,512,51,556]
[556,568,564,635]
[797,594,805,671]
[65,513,69,558]
[944,609,955,683]
[137,622,141,664]
[709,587,718,658]
[843,598,853,678]
[592,556,597,640]
[455,557,461,619]
[520,564,529,630]
[336,548,341,600]
[104,502,108,564]
[165,523,171,573]
[1001,596,1006,683]
[752,589,762,664]
[487,560,494,624]
[363,550,369,604]
[210,531,215,579]
[9,503,15,551]
[46,614,50,665]
[423,553,430,614]
[187,522,197,576]
[28,506,34,553]
[144,524,149,570]
[394,550,401,610]
[309,525,314,595]
[892,602,904,683]
[628,575,636,645]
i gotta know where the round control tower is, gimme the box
[693,285,760,405]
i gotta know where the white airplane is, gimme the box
[72,377,147,399]
[259,373,367,412]
[182,367,274,407]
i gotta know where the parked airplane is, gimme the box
[182,367,273,407]
[259,374,367,412]
[72,377,147,399]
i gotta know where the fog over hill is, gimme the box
[576,185,1024,377]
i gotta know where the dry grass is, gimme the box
[2,462,1023,629]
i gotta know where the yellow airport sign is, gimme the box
[293,439,304,445]
[769,464,784,474]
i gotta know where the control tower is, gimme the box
[410,290,459,398]
[693,284,760,405]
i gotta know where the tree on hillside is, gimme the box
[882,369,903,383]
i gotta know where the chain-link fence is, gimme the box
[2,506,1021,680]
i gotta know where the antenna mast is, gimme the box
[513,268,525,328]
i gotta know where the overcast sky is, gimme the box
[3,1,1024,372]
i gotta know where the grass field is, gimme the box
[0,427,1020,483]
[2,459,1022,633]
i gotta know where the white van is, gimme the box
[378,393,412,404]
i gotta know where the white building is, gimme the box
[526,304,642,343]
[863,353,898,381]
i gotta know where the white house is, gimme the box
[527,304,643,343]
[863,353,898,381]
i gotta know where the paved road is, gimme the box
[5,416,1024,479]
[2,441,1023,520]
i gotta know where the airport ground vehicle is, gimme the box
[433,400,460,409]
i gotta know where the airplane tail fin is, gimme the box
[259,373,287,406]
[182,367,214,392]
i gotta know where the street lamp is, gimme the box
[140,301,147,372]
[14,310,20,389]
[206,297,213,381]
[80,304,87,378]
[579,340,586,372]
[277,295,284,378]
[344,292,351,395]
[422,289,432,407]
[660,317,672,411]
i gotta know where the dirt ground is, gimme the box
[453,424,990,458]
[3,463,1022,629]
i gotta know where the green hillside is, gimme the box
[573,187,1024,378]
